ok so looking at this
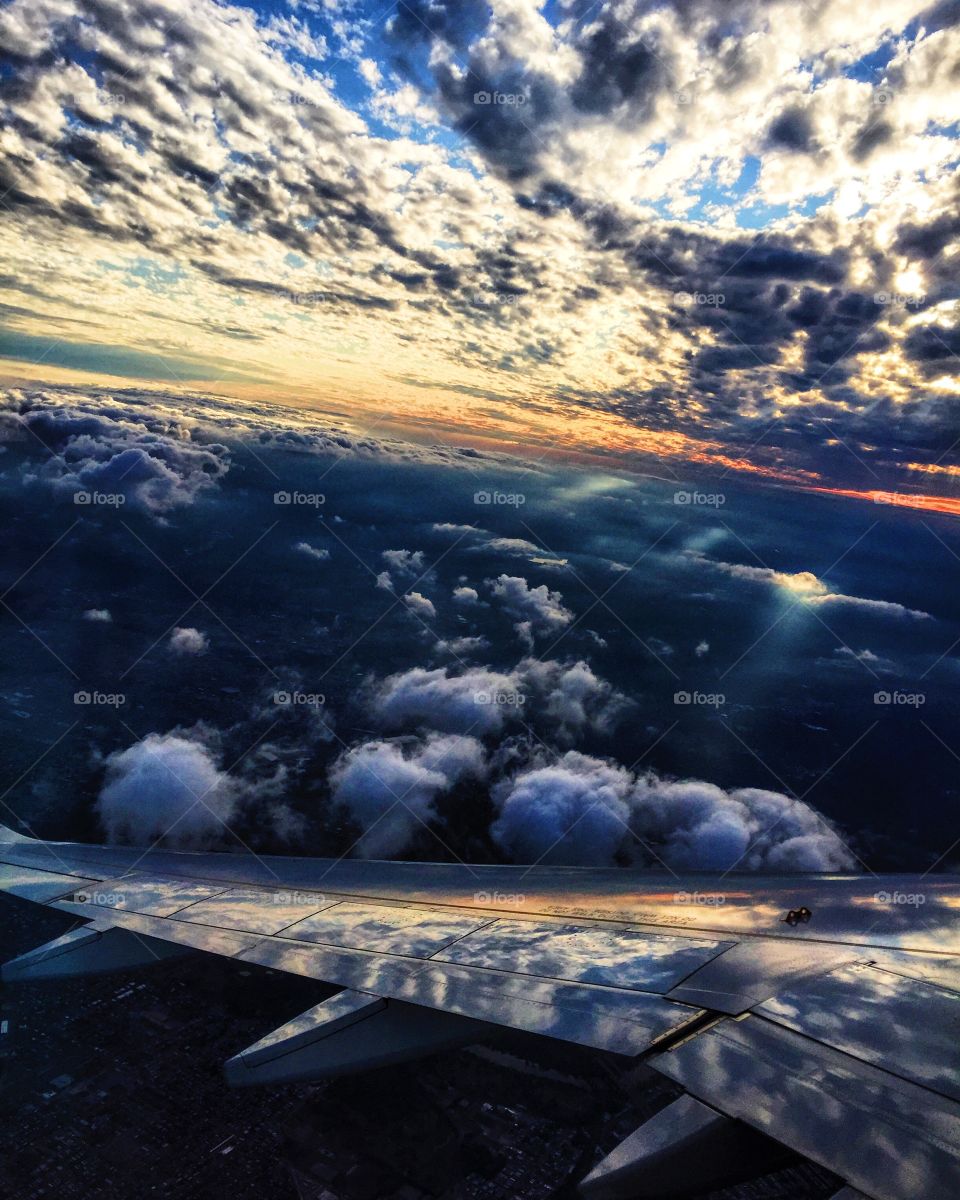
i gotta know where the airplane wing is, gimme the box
[1,824,958,1200]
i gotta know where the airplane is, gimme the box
[1,822,957,1200]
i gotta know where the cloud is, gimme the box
[83,608,112,622]
[97,732,236,847]
[2,389,230,513]
[368,657,629,741]
[434,634,489,656]
[404,590,437,619]
[452,585,482,606]
[295,541,330,561]
[383,548,426,575]
[471,536,540,555]
[169,627,209,655]
[691,554,932,619]
[328,732,486,856]
[491,751,855,871]
[695,639,709,656]
[0,389,516,522]
[369,664,520,735]
[630,775,854,871]
[492,752,634,867]
[0,1,956,491]
[377,550,432,597]
[834,646,881,663]
[487,573,573,640]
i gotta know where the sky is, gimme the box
[0,0,958,507]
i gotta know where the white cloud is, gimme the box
[169,627,209,655]
[83,608,112,622]
[383,548,425,575]
[97,732,235,847]
[358,57,381,87]
[328,732,486,856]
[491,751,855,870]
[404,591,436,620]
[487,573,574,640]
[368,657,628,741]
[295,541,330,561]
[492,752,634,867]
[692,554,932,619]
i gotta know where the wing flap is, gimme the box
[650,1013,960,1200]
[756,962,960,1103]
[666,938,865,1013]
[431,918,734,991]
[236,933,706,1055]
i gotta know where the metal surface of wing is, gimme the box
[2,825,959,1199]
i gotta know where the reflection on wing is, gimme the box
[434,919,733,990]
[1,825,959,1200]
[280,901,489,955]
[171,886,337,933]
[650,1013,960,1200]
[756,963,960,1103]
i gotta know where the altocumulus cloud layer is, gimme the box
[0,0,957,492]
